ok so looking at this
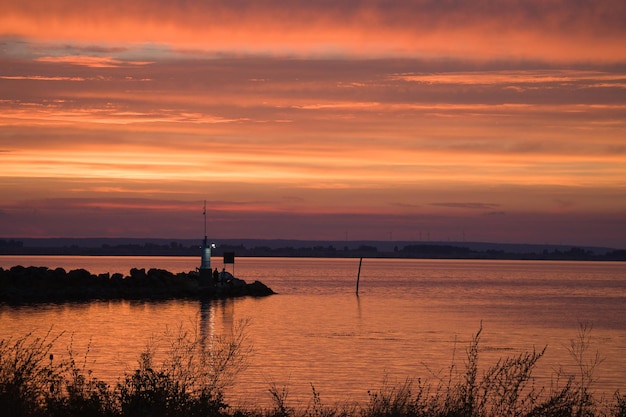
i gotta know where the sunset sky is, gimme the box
[1,0,626,248]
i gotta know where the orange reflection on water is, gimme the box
[1,257,625,408]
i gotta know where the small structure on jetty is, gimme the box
[195,200,273,298]
[199,237,216,287]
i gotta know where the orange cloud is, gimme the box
[35,55,152,68]
[390,70,626,87]
[0,75,86,81]
[2,1,626,61]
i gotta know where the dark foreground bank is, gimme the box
[0,265,275,303]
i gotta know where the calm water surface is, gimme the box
[1,256,625,408]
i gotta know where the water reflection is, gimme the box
[218,299,235,334]
[199,300,213,353]
[1,257,625,407]
[199,298,237,353]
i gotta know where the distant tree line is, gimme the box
[0,239,23,248]
[1,239,625,260]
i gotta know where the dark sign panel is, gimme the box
[223,252,235,264]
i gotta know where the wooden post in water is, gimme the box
[356,257,363,295]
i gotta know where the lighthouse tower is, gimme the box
[200,236,214,270]
[199,200,215,286]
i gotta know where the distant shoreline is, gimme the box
[1,238,625,261]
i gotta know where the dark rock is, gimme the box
[247,280,276,296]
[130,268,147,279]
[0,265,274,304]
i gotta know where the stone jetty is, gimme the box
[0,265,275,303]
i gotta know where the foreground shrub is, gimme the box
[0,323,250,417]
[0,330,61,416]
[263,324,620,417]
[117,323,250,417]
[44,337,117,417]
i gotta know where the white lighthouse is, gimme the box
[199,200,215,286]
[200,236,215,270]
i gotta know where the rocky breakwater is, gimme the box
[0,265,275,303]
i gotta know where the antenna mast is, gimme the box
[203,199,207,239]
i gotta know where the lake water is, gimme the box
[1,256,625,408]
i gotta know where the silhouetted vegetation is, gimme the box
[0,323,250,417]
[2,238,624,260]
[0,239,23,249]
[1,325,624,417]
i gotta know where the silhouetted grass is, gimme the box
[1,324,624,417]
